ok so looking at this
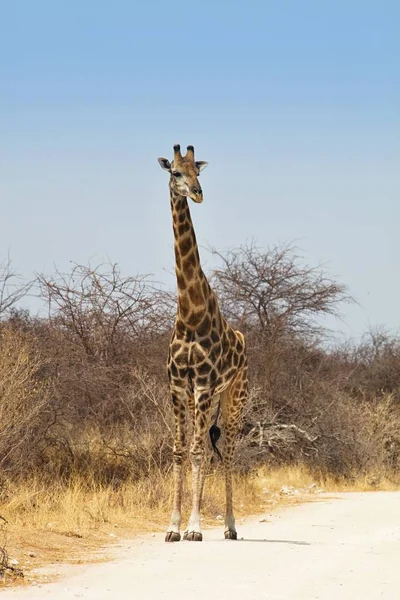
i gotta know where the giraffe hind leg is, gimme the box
[220,370,248,540]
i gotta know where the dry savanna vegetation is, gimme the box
[0,245,399,584]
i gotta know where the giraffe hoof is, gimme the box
[183,531,203,541]
[165,531,181,542]
[224,530,237,540]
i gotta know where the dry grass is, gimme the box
[0,467,261,585]
[1,464,399,587]
[257,464,400,493]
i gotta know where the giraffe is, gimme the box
[158,144,248,542]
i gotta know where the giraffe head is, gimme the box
[158,144,208,203]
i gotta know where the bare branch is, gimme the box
[210,242,353,339]
[0,256,32,318]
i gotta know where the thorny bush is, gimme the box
[0,249,399,487]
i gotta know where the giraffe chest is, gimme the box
[168,328,245,392]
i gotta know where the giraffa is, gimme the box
[158,144,248,542]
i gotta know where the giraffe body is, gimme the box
[158,145,248,541]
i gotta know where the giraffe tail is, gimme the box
[209,424,223,462]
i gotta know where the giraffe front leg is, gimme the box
[186,393,212,512]
[184,390,213,541]
[198,394,218,509]
[165,391,187,543]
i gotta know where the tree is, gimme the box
[211,242,351,340]
[0,256,31,318]
[37,262,175,363]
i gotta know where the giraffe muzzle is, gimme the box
[190,187,203,203]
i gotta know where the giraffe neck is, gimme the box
[170,187,211,327]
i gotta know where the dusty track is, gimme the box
[2,492,400,599]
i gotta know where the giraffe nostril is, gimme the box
[192,187,202,195]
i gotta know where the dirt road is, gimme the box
[2,492,400,600]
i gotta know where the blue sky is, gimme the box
[1,1,399,339]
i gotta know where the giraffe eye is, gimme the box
[173,171,182,178]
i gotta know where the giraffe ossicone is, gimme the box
[158,144,249,542]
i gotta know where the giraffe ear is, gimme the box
[158,157,171,172]
[195,161,208,172]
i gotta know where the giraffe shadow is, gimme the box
[217,538,310,545]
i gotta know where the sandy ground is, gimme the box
[2,491,400,600]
